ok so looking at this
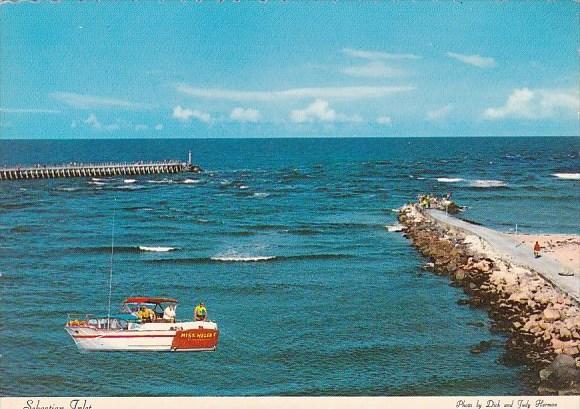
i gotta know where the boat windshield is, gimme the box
[121,302,176,316]
[86,317,130,330]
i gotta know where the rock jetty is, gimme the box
[398,203,580,395]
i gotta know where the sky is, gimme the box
[0,1,578,139]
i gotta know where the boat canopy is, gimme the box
[123,297,178,305]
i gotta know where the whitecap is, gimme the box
[88,181,106,186]
[386,224,404,232]
[437,177,464,183]
[253,192,270,198]
[469,180,507,188]
[139,246,177,252]
[115,184,145,190]
[124,179,136,184]
[239,185,249,190]
[182,179,201,184]
[148,179,174,184]
[552,173,580,180]
[57,187,80,192]
[211,255,276,262]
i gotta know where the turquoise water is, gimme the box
[0,137,578,396]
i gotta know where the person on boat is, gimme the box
[137,305,155,322]
[163,304,176,323]
[534,241,541,258]
[194,302,207,321]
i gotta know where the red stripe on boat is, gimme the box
[73,334,175,339]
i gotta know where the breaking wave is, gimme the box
[437,178,464,183]
[211,255,277,262]
[552,173,580,180]
[469,180,507,188]
[56,187,81,192]
[67,246,177,254]
[148,179,174,184]
[124,179,136,184]
[139,246,178,252]
[182,179,201,184]
[146,253,354,265]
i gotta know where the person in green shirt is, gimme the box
[194,302,207,321]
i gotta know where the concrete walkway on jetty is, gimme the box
[427,209,580,304]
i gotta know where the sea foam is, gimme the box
[211,255,276,262]
[437,178,464,183]
[139,246,177,252]
[552,173,580,180]
[469,180,507,188]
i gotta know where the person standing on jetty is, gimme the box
[534,241,541,258]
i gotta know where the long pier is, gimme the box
[0,153,201,181]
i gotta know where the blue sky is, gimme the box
[0,1,578,139]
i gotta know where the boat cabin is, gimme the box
[121,296,178,322]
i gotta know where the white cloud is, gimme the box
[84,113,101,128]
[176,84,415,102]
[342,61,405,78]
[446,52,496,68]
[51,92,151,110]
[291,99,336,123]
[0,108,61,114]
[342,48,421,60]
[483,88,579,120]
[172,105,212,123]
[230,107,261,123]
[290,99,361,124]
[426,104,454,121]
[83,113,120,131]
[154,123,164,131]
[377,116,392,126]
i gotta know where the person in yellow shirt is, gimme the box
[194,302,207,321]
[137,305,155,322]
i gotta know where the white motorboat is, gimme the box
[65,297,219,352]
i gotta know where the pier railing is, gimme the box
[0,160,202,181]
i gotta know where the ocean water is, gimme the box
[0,137,578,396]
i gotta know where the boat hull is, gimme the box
[65,322,219,352]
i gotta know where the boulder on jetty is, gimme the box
[538,354,580,395]
[397,202,580,395]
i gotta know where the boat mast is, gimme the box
[107,201,116,329]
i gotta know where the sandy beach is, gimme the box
[510,234,580,274]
